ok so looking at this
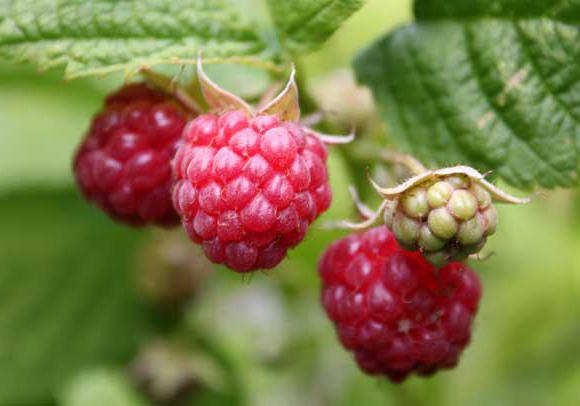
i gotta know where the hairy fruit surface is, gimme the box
[172,110,332,273]
[319,227,482,382]
[74,83,189,226]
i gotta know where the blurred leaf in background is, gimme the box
[59,368,147,406]
[266,0,365,53]
[0,64,112,195]
[304,0,412,74]
[0,190,152,404]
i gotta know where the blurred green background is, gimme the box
[1,0,580,405]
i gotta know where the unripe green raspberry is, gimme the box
[482,206,497,235]
[428,207,458,239]
[418,225,446,251]
[471,184,491,209]
[446,175,469,189]
[392,212,420,246]
[363,163,528,268]
[385,177,504,267]
[457,214,485,245]
[449,190,478,220]
[401,187,429,218]
[393,179,495,267]
[427,181,454,208]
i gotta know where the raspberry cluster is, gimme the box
[172,111,332,272]
[74,83,188,226]
[388,174,497,266]
[70,69,494,385]
[319,227,481,382]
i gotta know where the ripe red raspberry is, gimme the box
[172,110,332,272]
[74,83,189,226]
[319,227,482,382]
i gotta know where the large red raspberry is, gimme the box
[172,111,332,272]
[319,227,482,382]
[74,83,189,226]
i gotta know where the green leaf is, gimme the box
[355,0,580,189]
[267,0,365,53]
[59,368,148,406]
[0,0,278,79]
[0,189,152,404]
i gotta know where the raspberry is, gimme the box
[388,175,497,266]
[349,158,528,268]
[172,111,332,272]
[318,227,482,382]
[74,83,189,226]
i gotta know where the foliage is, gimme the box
[0,0,363,78]
[0,64,107,194]
[267,0,364,53]
[0,190,151,404]
[355,0,580,189]
[0,0,273,77]
[59,369,147,406]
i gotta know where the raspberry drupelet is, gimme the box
[74,83,189,226]
[172,110,332,272]
[318,226,482,382]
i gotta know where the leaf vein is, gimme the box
[404,33,484,166]
[514,22,580,126]
[284,0,335,37]
[462,23,569,185]
[8,0,28,40]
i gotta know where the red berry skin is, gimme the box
[74,83,189,226]
[318,227,482,382]
[172,111,332,273]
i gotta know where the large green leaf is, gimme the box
[267,0,365,53]
[0,0,277,79]
[0,189,151,404]
[355,0,580,189]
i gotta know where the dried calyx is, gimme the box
[194,57,354,144]
[142,57,355,144]
[341,154,530,267]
